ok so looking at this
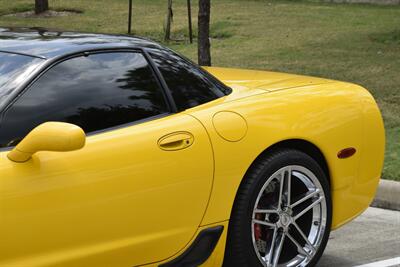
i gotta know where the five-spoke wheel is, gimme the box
[251,166,327,267]
[224,149,332,267]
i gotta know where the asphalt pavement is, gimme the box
[319,207,400,267]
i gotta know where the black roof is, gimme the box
[0,27,163,59]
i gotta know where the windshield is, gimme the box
[0,52,43,106]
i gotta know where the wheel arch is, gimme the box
[223,139,332,267]
[246,139,331,188]
[226,138,331,224]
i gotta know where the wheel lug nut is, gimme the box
[314,221,320,226]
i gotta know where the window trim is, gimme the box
[0,48,176,151]
[145,48,232,112]
[156,47,232,96]
[142,49,178,113]
[85,112,171,137]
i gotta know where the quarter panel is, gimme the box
[330,87,385,228]
[187,82,372,228]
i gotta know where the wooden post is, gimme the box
[187,0,193,44]
[164,0,173,41]
[128,0,133,34]
[35,0,49,14]
[198,0,211,66]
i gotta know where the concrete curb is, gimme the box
[371,179,400,211]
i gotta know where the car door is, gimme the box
[0,51,214,267]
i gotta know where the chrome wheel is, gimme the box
[251,165,327,267]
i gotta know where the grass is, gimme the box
[0,0,399,180]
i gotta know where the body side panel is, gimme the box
[330,87,385,228]
[150,81,383,267]
[186,82,381,229]
[0,113,214,267]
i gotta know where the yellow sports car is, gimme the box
[0,27,384,267]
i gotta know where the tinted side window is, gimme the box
[150,50,223,111]
[0,52,168,148]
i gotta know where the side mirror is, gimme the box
[7,122,86,163]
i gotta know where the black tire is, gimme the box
[223,149,332,267]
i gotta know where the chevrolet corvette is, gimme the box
[0,27,385,267]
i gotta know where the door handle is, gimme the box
[158,132,194,151]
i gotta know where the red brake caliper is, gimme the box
[254,213,263,240]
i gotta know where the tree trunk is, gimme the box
[128,0,133,34]
[35,0,49,14]
[198,0,211,66]
[187,0,193,44]
[164,0,173,41]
